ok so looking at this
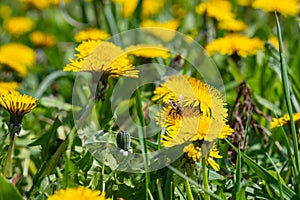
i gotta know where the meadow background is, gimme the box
[0,0,299,199]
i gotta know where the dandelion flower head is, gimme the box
[0,43,36,77]
[0,92,37,134]
[4,16,35,36]
[0,82,19,92]
[253,0,299,16]
[205,33,264,57]
[270,113,300,129]
[74,28,110,42]
[153,75,233,170]
[112,0,164,18]
[64,41,138,78]
[30,31,57,47]
[218,18,247,32]
[195,0,235,21]
[125,44,170,59]
[47,187,111,200]
[140,20,180,42]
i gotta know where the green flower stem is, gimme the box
[202,157,210,200]
[275,13,300,177]
[184,178,194,200]
[3,132,15,177]
[79,0,88,24]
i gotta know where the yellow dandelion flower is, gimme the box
[206,147,222,171]
[47,187,111,200]
[268,36,279,49]
[184,144,222,171]
[125,44,170,59]
[20,0,51,9]
[142,0,164,18]
[154,75,233,170]
[64,41,138,78]
[153,75,228,121]
[154,75,233,146]
[205,33,264,57]
[0,5,12,19]
[4,17,35,36]
[238,0,252,6]
[184,143,202,161]
[0,43,36,77]
[270,113,300,129]
[141,19,180,30]
[0,82,19,92]
[253,0,299,16]
[218,19,247,32]
[140,19,180,41]
[0,88,10,96]
[30,31,57,47]
[0,92,37,134]
[113,0,164,18]
[74,40,102,59]
[195,0,235,21]
[112,0,137,18]
[74,28,110,42]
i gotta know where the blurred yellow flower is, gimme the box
[30,31,57,47]
[0,5,12,19]
[0,43,36,77]
[112,0,164,18]
[125,44,170,59]
[184,145,222,170]
[74,28,110,42]
[171,3,187,19]
[112,0,137,18]
[195,0,235,21]
[253,0,299,16]
[20,0,51,9]
[47,187,110,200]
[205,33,264,57]
[270,113,300,129]
[218,19,247,32]
[141,19,180,30]
[268,36,279,49]
[4,17,35,36]
[238,0,252,6]
[142,0,164,18]
[140,20,180,41]
[0,82,19,92]
[64,41,138,78]
[0,92,37,133]
[153,75,233,170]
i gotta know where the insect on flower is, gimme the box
[168,100,183,118]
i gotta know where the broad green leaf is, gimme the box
[40,97,73,111]
[0,174,22,200]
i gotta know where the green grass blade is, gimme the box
[34,71,68,98]
[275,12,300,191]
[275,12,300,169]
[266,153,284,200]
[232,144,242,200]
[225,139,297,199]
[167,165,223,200]
[135,88,150,200]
